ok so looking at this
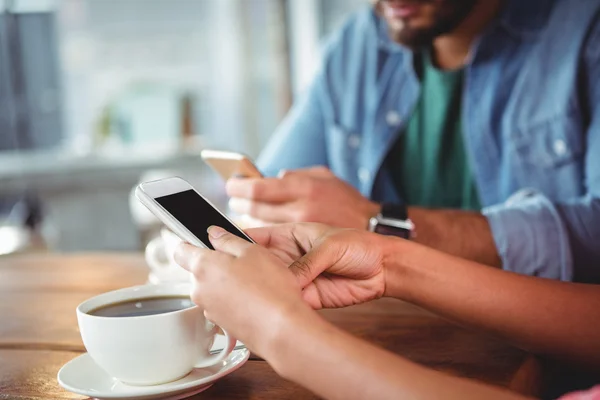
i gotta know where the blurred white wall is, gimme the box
[0,0,371,252]
[287,0,367,95]
[56,0,291,158]
[56,0,368,157]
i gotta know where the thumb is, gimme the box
[289,240,335,288]
[207,226,253,256]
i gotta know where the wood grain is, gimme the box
[0,254,542,399]
[0,350,85,400]
[0,253,148,292]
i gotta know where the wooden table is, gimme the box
[0,254,542,399]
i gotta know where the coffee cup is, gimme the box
[145,228,190,283]
[76,283,236,386]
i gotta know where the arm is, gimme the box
[407,19,600,282]
[485,16,600,282]
[554,18,600,283]
[256,70,330,176]
[383,238,600,371]
[408,189,594,281]
[175,227,530,400]
[256,18,352,177]
[265,303,529,400]
[230,13,382,229]
[257,9,373,177]
[408,206,501,267]
[275,225,600,371]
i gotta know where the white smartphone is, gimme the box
[135,176,254,249]
[200,149,263,181]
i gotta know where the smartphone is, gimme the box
[200,149,263,181]
[135,176,254,250]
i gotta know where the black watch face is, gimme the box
[374,224,410,239]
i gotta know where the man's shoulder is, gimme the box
[543,0,600,37]
[542,0,600,60]
[500,0,600,39]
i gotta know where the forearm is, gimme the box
[384,238,600,370]
[262,303,529,400]
[408,207,502,267]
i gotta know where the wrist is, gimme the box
[259,300,327,374]
[380,235,419,301]
[405,207,436,246]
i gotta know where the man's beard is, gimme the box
[377,0,478,49]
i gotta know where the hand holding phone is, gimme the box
[136,177,254,249]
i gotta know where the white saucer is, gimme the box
[58,348,250,400]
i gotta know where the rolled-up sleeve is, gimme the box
[483,190,573,281]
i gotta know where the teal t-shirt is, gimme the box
[386,52,481,211]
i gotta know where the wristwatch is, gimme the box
[368,203,415,239]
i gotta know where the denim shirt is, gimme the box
[258,0,600,283]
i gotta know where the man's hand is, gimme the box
[226,166,380,229]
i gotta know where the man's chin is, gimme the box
[389,28,437,50]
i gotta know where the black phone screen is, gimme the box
[155,189,252,250]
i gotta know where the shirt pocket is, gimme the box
[507,112,585,199]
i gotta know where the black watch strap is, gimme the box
[369,203,413,239]
[380,203,409,221]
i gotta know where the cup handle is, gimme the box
[194,328,237,369]
[145,237,170,274]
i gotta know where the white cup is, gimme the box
[145,229,191,283]
[76,283,236,386]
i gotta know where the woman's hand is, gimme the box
[247,223,395,309]
[174,226,311,357]
[176,225,535,400]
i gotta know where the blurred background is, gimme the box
[0,0,367,255]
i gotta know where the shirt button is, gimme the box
[553,139,567,156]
[358,167,371,183]
[348,134,361,149]
[386,111,402,127]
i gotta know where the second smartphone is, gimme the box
[200,150,263,181]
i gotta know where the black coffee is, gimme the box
[89,296,194,318]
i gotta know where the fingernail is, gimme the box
[207,226,227,239]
